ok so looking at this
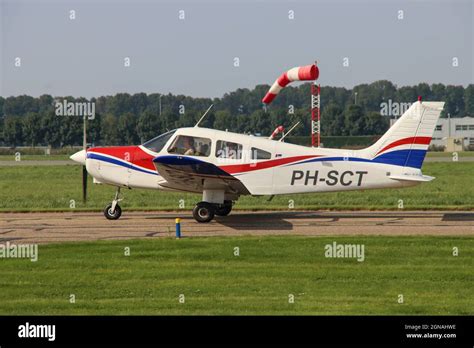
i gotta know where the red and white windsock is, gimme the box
[269,125,285,139]
[262,64,319,104]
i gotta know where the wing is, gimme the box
[153,155,250,195]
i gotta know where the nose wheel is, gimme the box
[104,187,123,220]
[104,203,122,220]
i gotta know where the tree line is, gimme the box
[1,80,473,147]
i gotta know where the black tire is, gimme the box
[215,200,232,216]
[192,202,215,223]
[104,203,122,220]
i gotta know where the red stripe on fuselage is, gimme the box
[87,146,156,171]
[88,148,319,176]
[219,155,318,174]
[376,136,432,156]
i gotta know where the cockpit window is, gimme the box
[216,140,242,159]
[142,130,177,152]
[168,135,212,157]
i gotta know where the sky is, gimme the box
[1,0,473,98]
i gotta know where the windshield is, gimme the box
[142,129,177,153]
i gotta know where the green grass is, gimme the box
[0,162,473,211]
[0,154,71,161]
[0,236,472,315]
[426,151,473,158]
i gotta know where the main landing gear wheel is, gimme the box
[104,203,122,220]
[193,202,215,223]
[215,200,232,216]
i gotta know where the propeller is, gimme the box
[82,164,87,203]
[82,116,88,203]
[69,149,87,202]
[69,115,89,203]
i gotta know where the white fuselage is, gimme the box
[83,127,420,196]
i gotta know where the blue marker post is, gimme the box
[175,218,181,239]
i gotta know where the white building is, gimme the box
[431,117,474,148]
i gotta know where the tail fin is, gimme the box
[361,100,445,169]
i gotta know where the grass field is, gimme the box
[0,154,71,161]
[426,151,473,158]
[0,236,472,315]
[0,162,473,211]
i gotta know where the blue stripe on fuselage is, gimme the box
[372,149,426,168]
[87,152,159,176]
[289,149,427,169]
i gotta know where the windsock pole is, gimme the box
[311,83,321,147]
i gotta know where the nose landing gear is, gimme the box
[104,187,123,220]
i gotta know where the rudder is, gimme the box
[361,100,445,169]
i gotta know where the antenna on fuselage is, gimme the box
[279,122,300,142]
[194,104,214,127]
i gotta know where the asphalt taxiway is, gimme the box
[0,210,472,244]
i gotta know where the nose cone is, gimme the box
[70,149,86,165]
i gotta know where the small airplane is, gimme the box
[70,99,444,223]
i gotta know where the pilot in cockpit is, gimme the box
[182,136,196,156]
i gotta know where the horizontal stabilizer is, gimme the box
[388,174,435,182]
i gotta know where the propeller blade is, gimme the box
[82,165,88,203]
